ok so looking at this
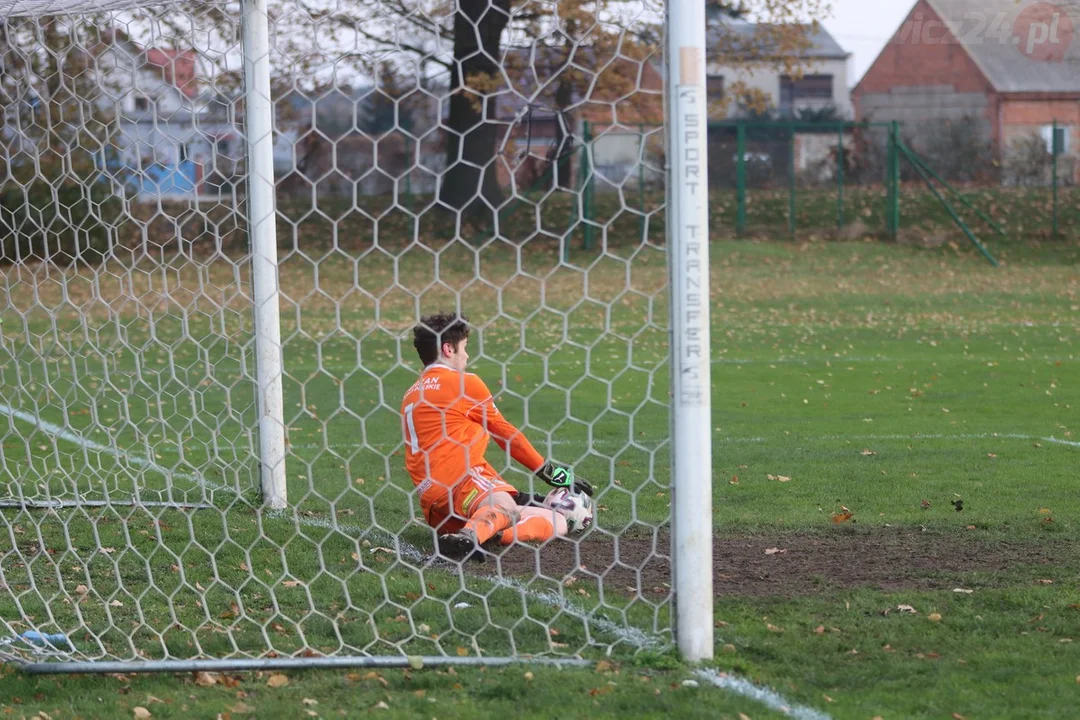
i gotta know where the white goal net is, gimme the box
[0,0,712,670]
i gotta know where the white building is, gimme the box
[88,29,241,200]
[705,18,853,119]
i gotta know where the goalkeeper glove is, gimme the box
[536,460,594,497]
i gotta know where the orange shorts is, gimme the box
[418,463,517,535]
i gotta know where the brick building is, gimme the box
[853,0,1080,180]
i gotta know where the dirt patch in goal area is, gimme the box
[482,528,1056,598]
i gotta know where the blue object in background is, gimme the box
[19,631,71,648]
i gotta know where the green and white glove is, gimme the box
[536,460,594,497]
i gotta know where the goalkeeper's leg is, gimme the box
[498,507,568,544]
[463,491,518,544]
[439,466,521,560]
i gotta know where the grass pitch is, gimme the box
[1,230,1078,718]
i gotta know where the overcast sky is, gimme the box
[820,0,914,88]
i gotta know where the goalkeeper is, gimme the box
[400,312,593,561]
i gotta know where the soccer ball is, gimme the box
[542,488,594,534]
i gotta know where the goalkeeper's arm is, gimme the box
[486,417,593,495]
[465,374,594,496]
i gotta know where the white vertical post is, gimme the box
[666,0,713,661]
[242,0,287,510]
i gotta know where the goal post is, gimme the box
[0,0,714,671]
[240,0,289,510]
[666,0,714,663]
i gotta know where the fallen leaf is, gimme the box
[282,580,302,588]
[920,499,931,509]
[953,714,967,720]
[146,696,165,705]
[194,671,219,687]
[267,674,289,688]
[739,714,751,720]
[766,623,783,632]
[767,474,792,482]
[897,604,918,614]
[456,647,469,657]
[229,703,254,714]
[1037,579,1054,585]
[75,584,88,595]
[729,475,739,485]
[928,613,942,622]
[831,511,853,524]
[860,449,876,456]
[813,625,825,634]
[374,702,389,710]
[595,660,613,673]
[764,548,786,555]
[953,588,974,594]
[823,694,833,702]
[133,709,152,720]
[302,698,318,706]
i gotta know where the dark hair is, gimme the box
[412,312,470,366]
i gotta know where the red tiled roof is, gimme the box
[145,47,199,98]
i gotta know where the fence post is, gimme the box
[887,120,900,238]
[1052,119,1059,236]
[837,123,845,229]
[242,0,288,509]
[639,123,647,242]
[404,136,412,202]
[665,0,714,662]
[736,122,746,236]
[789,122,796,238]
[582,121,595,250]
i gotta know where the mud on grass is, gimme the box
[480,528,1061,598]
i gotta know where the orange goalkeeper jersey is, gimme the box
[400,363,545,489]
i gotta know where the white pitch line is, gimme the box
[774,432,1080,449]
[270,430,1078,454]
[0,402,233,495]
[696,668,832,720]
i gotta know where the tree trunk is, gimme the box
[439,0,510,221]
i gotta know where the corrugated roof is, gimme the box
[707,19,850,61]
[925,0,1080,92]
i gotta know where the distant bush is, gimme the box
[1,145,121,266]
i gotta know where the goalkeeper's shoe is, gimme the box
[438,530,487,562]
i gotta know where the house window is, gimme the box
[779,74,834,109]
[707,75,725,101]
[1041,125,1070,155]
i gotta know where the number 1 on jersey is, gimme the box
[403,403,419,453]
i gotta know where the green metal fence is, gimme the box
[574,117,1075,259]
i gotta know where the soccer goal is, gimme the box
[0,0,712,671]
